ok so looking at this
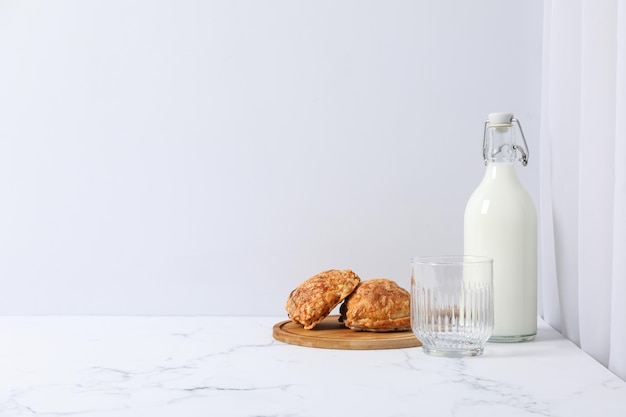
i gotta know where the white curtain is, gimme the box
[540,0,626,380]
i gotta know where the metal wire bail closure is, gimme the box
[482,116,530,166]
[512,118,529,166]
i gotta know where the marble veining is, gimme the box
[0,316,624,416]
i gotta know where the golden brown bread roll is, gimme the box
[340,278,410,332]
[286,269,360,330]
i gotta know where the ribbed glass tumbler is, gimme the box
[410,256,494,357]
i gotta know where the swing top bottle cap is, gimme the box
[488,112,514,126]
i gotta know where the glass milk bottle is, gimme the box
[464,112,537,342]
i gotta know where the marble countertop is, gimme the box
[0,316,624,417]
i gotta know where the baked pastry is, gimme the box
[286,269,360,330]
[339,278,410,332]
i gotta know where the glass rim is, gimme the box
[410,255,493,265]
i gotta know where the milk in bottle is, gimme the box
[464,112,537,342]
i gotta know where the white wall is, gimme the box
[0,1,543,316]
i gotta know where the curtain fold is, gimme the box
[578,0,617,369]
[609,0,626,381]
[540,0,626,380]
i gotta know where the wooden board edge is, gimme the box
[272,317,422,350]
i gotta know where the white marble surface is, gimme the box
[0,316,624,416]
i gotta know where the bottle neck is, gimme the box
[482,162,521,185]
[484,125,516,163]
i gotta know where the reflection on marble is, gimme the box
[0,316,624,416]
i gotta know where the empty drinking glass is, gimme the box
[411,255,494,357]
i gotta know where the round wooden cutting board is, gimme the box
[273,315,422,350]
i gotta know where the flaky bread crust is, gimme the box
[286,269,360,330]
[340,278,410,332]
